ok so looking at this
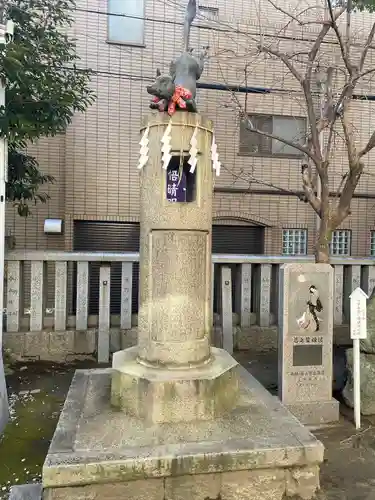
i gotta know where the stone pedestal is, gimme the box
[110,112,239,423]
[41,367,324,500]
[278,263,339,425]
[111,346,238,423]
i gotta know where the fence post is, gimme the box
[76,261,89,331]
[220,266,233,354]
[6,260,21,333]
[334,265,344,326]
[120,262,133,330]
[30,261,45,332]
[259,264,271,327]
[237,263,252,328]
[98,265,111,363]
[54,261,67,331]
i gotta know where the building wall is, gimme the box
[6,0,375,256]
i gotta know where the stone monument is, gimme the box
[36,111,323,500]
[11,2,326,499]
[278,263,340,425]
[111,112,238,424]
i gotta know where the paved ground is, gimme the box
[1,353,375,499]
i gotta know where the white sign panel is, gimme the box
[350,287,368,340]
[350,287,368,429]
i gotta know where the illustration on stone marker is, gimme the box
[297,285,323,333]
[146,0,209,115]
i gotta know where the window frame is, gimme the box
[370,231,375,256]
[330,229,352,257]
[282,228,308,256]
[239,113,307,159]
[198,5,219,20]
[107,0,146,47]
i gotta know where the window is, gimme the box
[371,231,375,256]
[282,229,307,256]
[198,6,219,20]
[107,0,145,46]
[330,230,351,256]
[239,114,306,158]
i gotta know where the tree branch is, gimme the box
[327,0,352,74]
[301,163,321,216]
[258,45,303,84]
[359,130,375,158]
[307,6,346,71]
[359,21,375,71]
[334,111,363,222]
[244,118,316,161]
[336,163,363,223]
[340,112,357,167]
[265,0,330,26]
[303,7,345,161]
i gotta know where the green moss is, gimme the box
[0,391,62,490]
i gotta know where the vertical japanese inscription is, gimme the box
[30,261,45,332]
[76,261,89,331]
[6,261,21,333]
[259,264,271,327]
[121,262,133,330]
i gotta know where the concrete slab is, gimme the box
[9,484,42,500]
[42,366,324,500]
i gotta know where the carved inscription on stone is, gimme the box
[121,262,132,330]
[6,261,21,332]
[279,263,334,404]
[30,261,44,332]
[259,264,271,327]
[150,230,207,342]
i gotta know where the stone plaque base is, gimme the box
[286,399,340,426]
[41,367,324,500]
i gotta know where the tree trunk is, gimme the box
[315,218,331,264]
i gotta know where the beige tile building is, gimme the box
[6,0,375,257]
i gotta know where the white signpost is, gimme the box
[350,287,368,430]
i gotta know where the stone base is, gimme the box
[286,400,339,426]
[111,346,239,423]
[42,366,324,500]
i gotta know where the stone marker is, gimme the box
[278,263,339,425]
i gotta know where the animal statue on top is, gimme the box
[146,0,209,116]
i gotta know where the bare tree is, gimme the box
[227,0,375,263]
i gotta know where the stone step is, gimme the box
[8,484,42,500]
